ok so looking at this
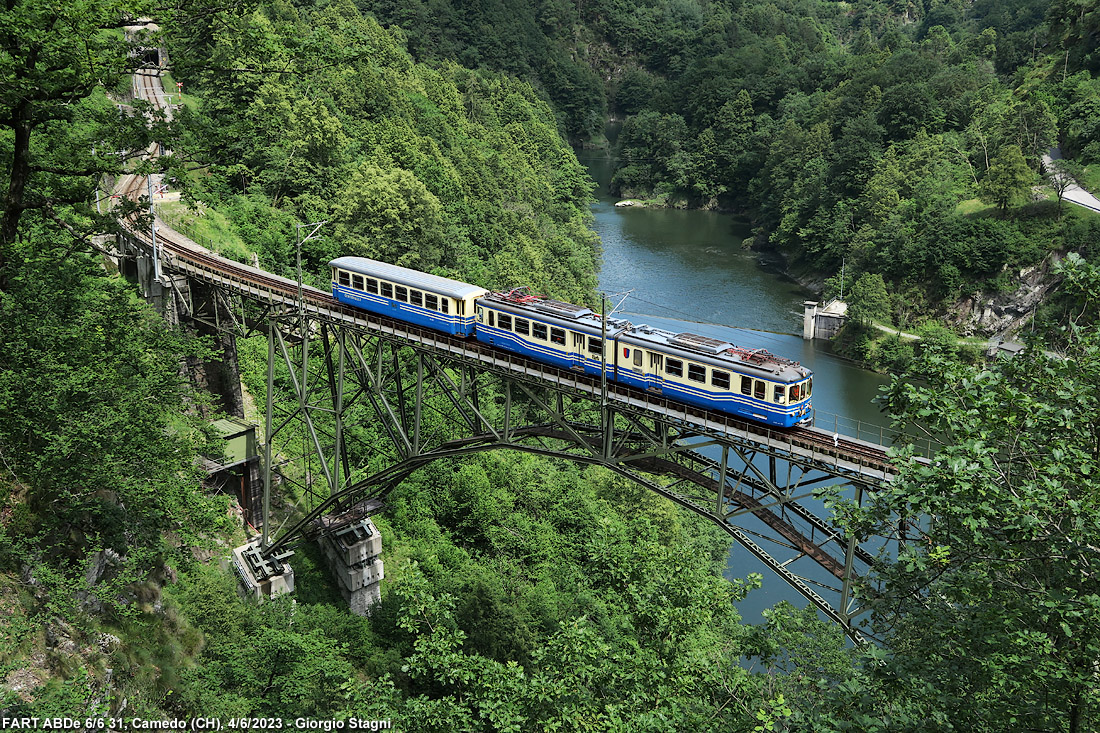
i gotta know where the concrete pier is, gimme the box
[232,540,295,600]
[318,517,384,615]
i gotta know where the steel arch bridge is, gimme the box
[117,222,920,640]
[113,63,932,641]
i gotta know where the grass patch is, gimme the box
[1063,197,1100,222]
[158,200,254,264]
[159,71,201,114]
[956,198,997,217]
[1078,163,1100,195]
[0,574,38,669]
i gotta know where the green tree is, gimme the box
[1046,156,1085,214]
[847,272,892,324]
[0,0,158,273]
[980,145,1036,213]
[842,261,1100,731]
[613,110,690,197]
[332,165,446,270]
[0,244,228,618]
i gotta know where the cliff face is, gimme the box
[946,251,1066,339]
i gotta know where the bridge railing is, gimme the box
[810,409,938,459]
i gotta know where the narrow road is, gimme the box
[870,322,920,340]
[1044,148,1100,213]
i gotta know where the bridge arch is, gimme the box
[263,417,872,636]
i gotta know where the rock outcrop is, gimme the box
[946,251,1065,339]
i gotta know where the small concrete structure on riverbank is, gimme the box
[803,299,848,339]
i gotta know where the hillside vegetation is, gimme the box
[4,0,1100,730]
[166,0,600,303]
[368,0,1100,341]
[0,0,831,726]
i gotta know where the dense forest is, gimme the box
[365,0,1100,350]
[3,0,1100,729]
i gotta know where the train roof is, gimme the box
[480,289,632,335]
[330,257,487,299]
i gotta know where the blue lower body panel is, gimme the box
[609,360,810,427]
[476,326,575,368]
[333,285,474,336]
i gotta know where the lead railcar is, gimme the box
[475,288,813,427]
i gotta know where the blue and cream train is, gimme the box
[330,256,813,427]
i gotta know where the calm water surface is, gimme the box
[576,146,891,624]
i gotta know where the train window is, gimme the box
[790,384,800,401]
[498,313,512,330]
[351,274,364,290]
[666,359,682,377]
[533,323,548,340]
[395,286,408,302]
[441,298,449,314]
[366,278,378,294]
[774,386,786,403]
[515,318,529,335]
[650,353,663,369]
[458,300,465,315]
[338,270,350,287]
[589,338,602,355]
[574,333,585,348]
[551,327,566,345]
[488,311,495,327]
[712,370,730,390]
[807,377,812,396]
[688,364,706,383]
[410,290,423,307]
[754,380,766,400]
[633,349,643,367]
[740,376,752,395]
[381,282,393,298]
[425,294,438,310]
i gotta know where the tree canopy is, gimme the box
[7,0,1100,728]
[164,0,600,302]
[0,0,160,270]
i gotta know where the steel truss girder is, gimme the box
[253,315,885,641]
[183,283,277,340]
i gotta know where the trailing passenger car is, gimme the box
[330,256,487,336]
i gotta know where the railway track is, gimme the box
[116,63,899,476]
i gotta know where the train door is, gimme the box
[572,332,586,370]
[630,346,644,385]
[649,352,664,391]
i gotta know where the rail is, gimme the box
[130,218,918,478]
